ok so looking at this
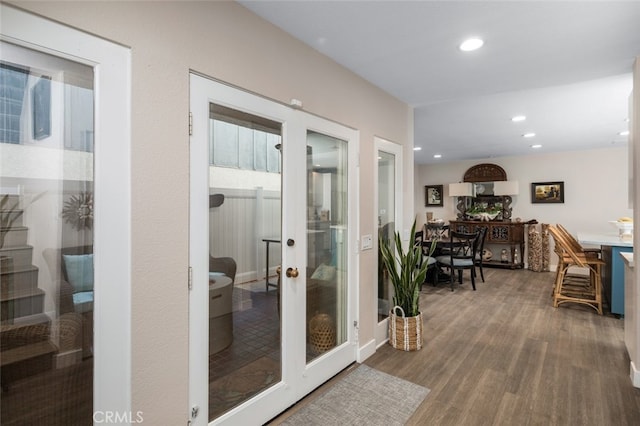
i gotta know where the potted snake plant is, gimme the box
[379,219,437,351]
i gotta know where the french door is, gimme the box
[189,74,358,425]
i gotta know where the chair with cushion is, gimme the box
[209,255,237,284]
[43,245,93,357]
[436,230,480,291]
[42,245,94,316]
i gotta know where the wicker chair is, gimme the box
[548,225,604,314]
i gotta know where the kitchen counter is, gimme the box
[578,232,633,316]
[576,232,633,248]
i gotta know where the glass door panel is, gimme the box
[306,131,348,363]
[207,105,282,420]
[377,151,396,321]
[0,41,95,425]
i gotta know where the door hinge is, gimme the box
[188,266,193,290]
[189,112,193,136]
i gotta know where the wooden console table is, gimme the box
[450,220,525,269]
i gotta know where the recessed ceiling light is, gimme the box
[531,144,542,149]
[523,133,536,138]
[413,147,422,151]
[433,154,442,159]
[619,130,630,136]
[511,115,526,122]
[459,38,484,52]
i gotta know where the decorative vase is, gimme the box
[482,248,493,261]
[389,306,422,351]
[309,313,336,354]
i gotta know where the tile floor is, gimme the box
[210,281,281,382]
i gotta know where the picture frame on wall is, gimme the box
[425,184,443,207]
[531,181,564,204]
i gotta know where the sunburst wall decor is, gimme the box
[62,192,93,230]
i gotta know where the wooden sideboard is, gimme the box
[449,220,525,269]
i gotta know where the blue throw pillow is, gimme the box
[63,254,94,293]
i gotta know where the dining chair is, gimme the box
[473,226,488,282]
[435,230,480,291]
[414,230,437,271]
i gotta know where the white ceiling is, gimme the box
[238,1,640,164]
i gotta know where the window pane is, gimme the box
[254,130,267,171]
[238,126,254,170]
[212,120,238,167]
[266,133,281,173]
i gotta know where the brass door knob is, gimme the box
[286,267,299,278]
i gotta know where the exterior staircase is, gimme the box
[1,193,56,391]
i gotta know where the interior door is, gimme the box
[189,74,357,425]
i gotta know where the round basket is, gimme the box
[309,313,336,354]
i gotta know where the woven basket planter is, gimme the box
[388,306,423,351]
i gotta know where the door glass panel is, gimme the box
[0,41,94,424]
[306,131,348,362]
[208,104,282,420]
[378,151,396,321]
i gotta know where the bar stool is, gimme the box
[548,225,604,315]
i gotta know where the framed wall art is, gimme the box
[425,184,443,207]
[531,181,564,204]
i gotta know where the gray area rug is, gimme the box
[282,364,430,425]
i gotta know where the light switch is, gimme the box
[361,234,373,250]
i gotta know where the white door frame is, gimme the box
[189,73,358,425]
[0,4,132,418]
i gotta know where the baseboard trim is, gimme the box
[357,338,376,363]
[631,361,640,388]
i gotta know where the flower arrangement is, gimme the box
[466,202,501,221]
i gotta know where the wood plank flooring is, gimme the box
[270,268,640,425]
